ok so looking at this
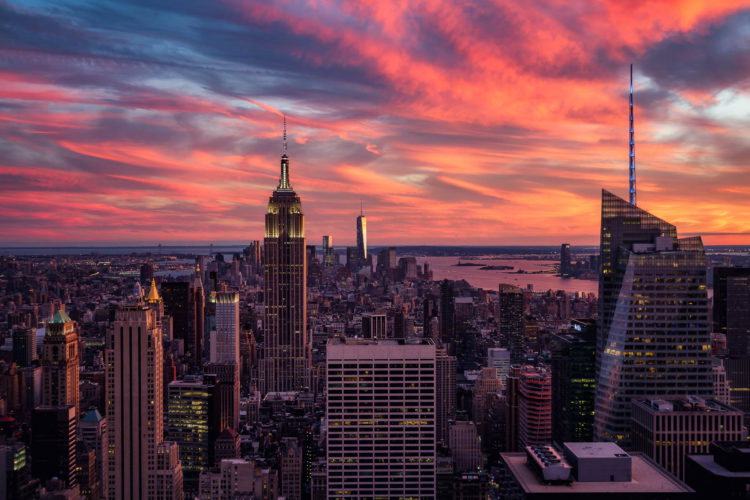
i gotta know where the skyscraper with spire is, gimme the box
[260,117,310,394]
[356,202,367,264]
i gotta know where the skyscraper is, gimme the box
[322,235,334,267]
[326,338,436,498]
[518,366,552,448]
[560,243,571,278]
[356,204,367,264]
[42,310,79,422]
[498,284,525,365]
[261,120,310,394]
[106,302,184,499]
[12,327,36,367]
[31,406,77,487]
[211,291,240,365]
[436,347,457,446]
[594,190,713,446]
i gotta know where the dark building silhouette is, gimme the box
[560,243,571,278]
[550,319,596,445]
[440,280,455,346]
[498,284,525,365]
[31,406,77,487]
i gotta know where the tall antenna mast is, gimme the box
[282,114,287,155]
[629,64,636,206]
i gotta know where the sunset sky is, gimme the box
[1,0,750,246]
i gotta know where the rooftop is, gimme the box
[564,441,630,459]
[501,452,692,494]
[634,397,739,414]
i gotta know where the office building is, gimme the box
[498,443,692,498]
[42,310,79,422]
[594,190,714,446]
[162,281,203,365]
[631,397,743,480]
[449,421,483,472]
[79,407,107,498]
[436,347,456,446]
[12,327,36,367]
[322,235,334,267]
[280,437,302,500]
[498,284,525,365]
[260,122,310,394]
[550,322,595,444]
[0,443,40,500]
[519,367,552,448]
[686,441,750,499]
[713,362,731,405]
[440,280,455,345]
[472,367,501,435]
[362,313,387,339]
[166,376,217,494]
[356,205,367,263]
[326,338,436,498]
[106,302,184,499]
[487,347,511,384]
[31,406,77,488]
[560,243,571,278]
[210,291,239,364]
[505,366,522,452]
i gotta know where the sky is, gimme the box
[1,0,750,246]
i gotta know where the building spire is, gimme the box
[629,64,636,206]
[282,114,287,156]
[277,114,292,191]
[360,200,363,217]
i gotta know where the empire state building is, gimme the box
[260,120,310,394]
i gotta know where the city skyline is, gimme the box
[2,1,750,246]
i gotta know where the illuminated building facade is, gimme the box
[326,338,436,499]
[42,310,79,422]
[560,243,571,278]
[261,122,310,394]
[594,190,714,446]
[631,397,742,480]
[166,376,216,494]
[106,302,184,500]
[322,235,334,267]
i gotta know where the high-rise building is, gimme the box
[361,313,386,339]
[498,284,525,365]
[326,338,436,498]
[449,421,483,473]
[631,397,743,481]
[356,205,367,264]
[560,243,571,278]
[106,302,184,500]
[472,367,501,435]
[436,347,456,446]
[440,280,455,345]
[167,376,217,494]
[504,366,522,452]
[487,347,511,384]
[713,267,750,356]
[190,274,205,364]
[260,122,310,394]
[550,320,596,445]
[0,443,40,500]
[42,310,79,422]
[79,407,108,498]
[280,437,302,500]
[594,190,714,446]
[31,406,77,488]
[713,362,731,405]
[12,327,36,367]
[211,291,239,364]
[321,235,334,267]
[518,366,552,448]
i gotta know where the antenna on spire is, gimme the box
[360,200,363,216]
[282,114,287,155]
[629,64,636,206]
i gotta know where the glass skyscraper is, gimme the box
[594,190,713,446]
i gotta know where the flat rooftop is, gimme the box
[688,455,750,478]
[564,442,629,459]
[501,452,693,494]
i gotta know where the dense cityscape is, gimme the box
[3,1,750,500]
[2,112,750,499]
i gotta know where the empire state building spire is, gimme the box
[629,64,636,206]
[277,115,292,192]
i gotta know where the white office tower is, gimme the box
[211,291,240,364]
[106,302,184,500]
[326,338,436,499]
[487,347,511,384]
